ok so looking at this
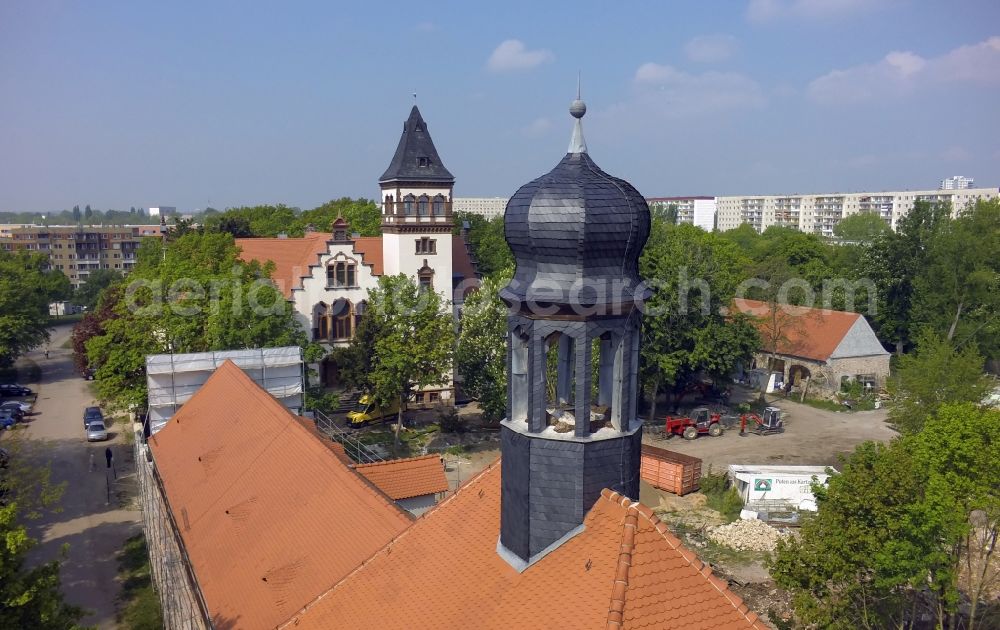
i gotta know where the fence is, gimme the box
[133,431,210,630]
[313,410,386,463]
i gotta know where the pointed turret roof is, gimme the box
[379,106,455,184]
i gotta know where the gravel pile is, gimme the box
[708,519,788,552]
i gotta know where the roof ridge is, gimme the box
[605,492,637,629]
[598,489,769,629]
[276,458,502,630]
[354,453,442,469]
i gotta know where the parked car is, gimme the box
[0,405,24,423]
[0,400,32,414]
[86,421,108,442]
[82,367,95,381]
[84,406,103,428]
[0,383,33,397]
[0,409,17,430]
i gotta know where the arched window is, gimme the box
[313,302,329,340]
[433,194,446,216]
[384,194,394,214]
[404,194,416,215]
[417,260,434,292]
[354,300,367,331]
[418,194,430,216]
[331,299,353,340]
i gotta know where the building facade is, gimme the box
[716,187,998,235]
[236,106,479,399]
[452,197,509,219]
[647,196,716,230]
[940,175,974,190]
[0,224,165,287]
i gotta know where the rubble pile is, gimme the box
[708,519,788,552]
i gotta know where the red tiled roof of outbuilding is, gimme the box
[148,361,411,630]
[732,298,862,362]
[354,454,449,500]
[280,463,766,630]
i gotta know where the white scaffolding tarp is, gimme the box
[146,347,304,434]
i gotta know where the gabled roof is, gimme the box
[148,361,412,630]
[281,463,766,630]
[236,233,383,298]
[354,454,449,500]
[379,106,455,184]
[732,298,887,362]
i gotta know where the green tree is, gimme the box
[0,252,70,367]
[201,205,298,237]
[85,232,307,409]
[911,199,1000,359]
[72,285,121,375]
[772,404,1000,629]
[71,269,121,311]
[639,221,759,416]
[861,201,951,354]
[84,205,92,219]
[833,212,890,241]
[71,206,81,222]
[889,329,992,433]
[455,272,510,422]
[456,214,512,280]
[357,275,454,450]
[0,435,85,629]
[297,198,382,236]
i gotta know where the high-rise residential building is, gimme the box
[940,175,974,190]
[716,187,998,235]
[0,224,164,287]
[148,206,177,217]
[647,196,716,231]
[452,197,508,219]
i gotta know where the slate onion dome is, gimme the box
[501,95,651,312]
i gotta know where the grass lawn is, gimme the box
[116,534,163,630]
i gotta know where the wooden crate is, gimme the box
[640,445,702,496]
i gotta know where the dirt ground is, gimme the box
[642,385,898,473]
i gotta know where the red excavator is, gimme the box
[739,406,785,436]
[663,407,724,440]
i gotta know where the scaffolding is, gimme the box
[145,346,304,434]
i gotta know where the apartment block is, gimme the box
[452,197,508,220]
[0,224,164,287]
[647,196,717,231]
[716,187,998,235]
[940,175,974,190]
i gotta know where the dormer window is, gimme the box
[417,157,429,167]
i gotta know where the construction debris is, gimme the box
[708,519,789,552]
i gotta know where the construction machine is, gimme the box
[739,406,784,436]
[663,406,724,440]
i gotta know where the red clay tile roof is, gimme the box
[452,234,480,299]
[280,462,765,630]
[732,298,861,362]
[354,454,449,500]
[293,416,355,466]
[149,361,412,630]
[235,233,383,298]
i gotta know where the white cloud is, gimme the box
[487,40,554,72]
[808,36,1000,104]
[684,34,739,64]
[522,117,552,137]
[632,62,766,116]
[747,0,889,23]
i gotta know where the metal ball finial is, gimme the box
[569,99,586,119]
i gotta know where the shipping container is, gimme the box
[640,445,702,496]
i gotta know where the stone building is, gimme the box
[734,298,890,393]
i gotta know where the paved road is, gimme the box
[6,324,141,629]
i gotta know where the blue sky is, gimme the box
[1,0,999,213]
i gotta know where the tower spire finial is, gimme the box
[568,76,588,154]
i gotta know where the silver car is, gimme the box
[86,421,108,442]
